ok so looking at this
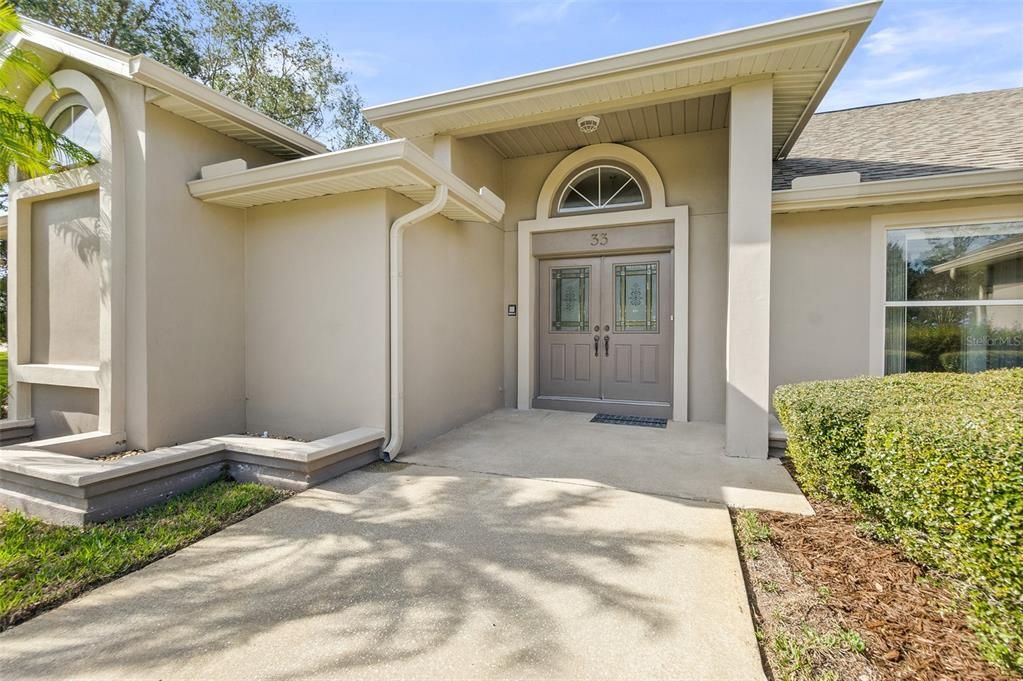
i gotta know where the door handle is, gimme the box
[603,335,610,357]
[594,335,600,357]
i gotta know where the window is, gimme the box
[884,221,1023,373]
[48,97,101,166]
[550,266,590,332]
[556,164,645,215]
[614,262,658,332]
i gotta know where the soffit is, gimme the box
[365,2,880,158]
[186,140,505,224]
[483,92,730,158]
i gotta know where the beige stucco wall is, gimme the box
[24,191,103,440]
[769,195,1023,404]
[244,190,390,440]
[450,137,505,198]
[142,105,280,448]
[31,385,99,440]
[390,193,506,449]
[497,129,730,421]
[29,191,102,366]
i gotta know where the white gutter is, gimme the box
[382,185,450,461]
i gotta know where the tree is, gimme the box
[1,1,94,179]
[13,0,200,75]
[1,0,95,344]
[13,0,384,149]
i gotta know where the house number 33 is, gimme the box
[590,232,609,246]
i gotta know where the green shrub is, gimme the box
[865,402,1023,669]
[773,376,883,507]
[774,369,1023,671]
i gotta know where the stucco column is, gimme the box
[725,79,773,459]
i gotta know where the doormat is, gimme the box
[591,414,667,428]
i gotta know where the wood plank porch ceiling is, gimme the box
[482,92,730,158]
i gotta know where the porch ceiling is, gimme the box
[482,92,730,158]
[364,2,880,159]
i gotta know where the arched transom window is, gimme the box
[556,164,646,215]
[47,95,102,165]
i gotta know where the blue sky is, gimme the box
[284,0,1023,112]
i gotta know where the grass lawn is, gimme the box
[0,477,288,630]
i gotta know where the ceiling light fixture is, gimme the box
[577,115,601,134]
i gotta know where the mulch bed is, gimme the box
[757,500,1013,680]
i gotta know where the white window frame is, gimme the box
[44,93,102,164]
[556,164,646,215]
[869,203,1023,375]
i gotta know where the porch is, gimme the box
[401,408,811,515]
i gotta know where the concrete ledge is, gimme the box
[0,418,35,446]
[16,430,126,457]
[0,428,385,526]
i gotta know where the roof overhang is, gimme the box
[772,168,1023,213]
[186,139,506,223]
[9,18,328,159]
[364,2,881,159]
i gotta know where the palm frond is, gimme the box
[0,96,95,177]
[0,0,19,35]
[0,44,52,92]
[0,1,95,177]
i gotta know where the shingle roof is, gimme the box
[773,88,1023,190]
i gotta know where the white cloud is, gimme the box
[821,6,1023,111]
[863,12,1016,56]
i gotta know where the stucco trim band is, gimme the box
[773,168,1023,213]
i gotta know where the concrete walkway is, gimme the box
[0,409,806,680]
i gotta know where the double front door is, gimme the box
[536,252,672,418]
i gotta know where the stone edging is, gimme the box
[0,427,385,526]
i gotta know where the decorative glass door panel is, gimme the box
[551,266,590,332]
[614,263,658,332]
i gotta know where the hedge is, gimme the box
[939,350,1023,372]
[774,369,1023,671]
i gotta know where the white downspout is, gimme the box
[382,185,449,461]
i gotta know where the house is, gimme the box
[1,1,1021,467]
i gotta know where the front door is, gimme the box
[536,252,672,418]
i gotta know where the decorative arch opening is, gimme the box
[535,143,667,219]
[555,163,648,215]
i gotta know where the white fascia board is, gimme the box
[772,168,1023,213]
[15,17,326,158]
[188,139,416,200]
[364,1,881,124]
[187,139,505,223]
[18,17,133,77]
[129,57,328,157]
